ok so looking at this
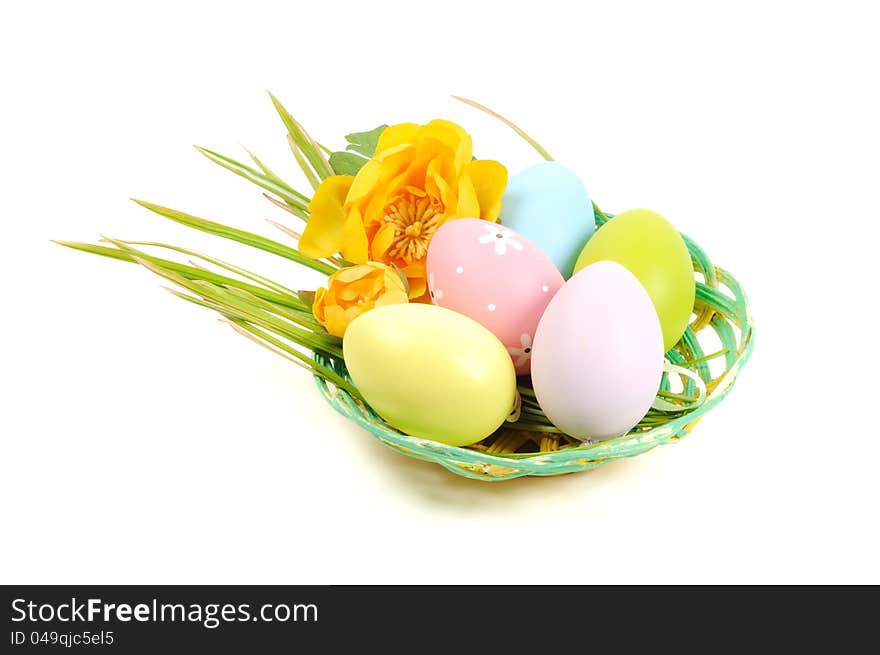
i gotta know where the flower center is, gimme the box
[384,196,441,263]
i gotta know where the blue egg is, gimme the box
[499,162,595,278]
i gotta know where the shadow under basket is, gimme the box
[313,212,754,481]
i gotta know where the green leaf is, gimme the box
[327,125,388,175]
[329,151,369,176]
[344,125,388,158]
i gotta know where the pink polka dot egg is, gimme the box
[426,218,564,375]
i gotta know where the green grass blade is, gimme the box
[220,285,327,333]
[268,92,334,180]
[220,316,328,375]
[162,289,358,398]
[108,239,299,297]
[245,148,285,184]
[54,241,309,310]
[289,136,321,191]
[505,421,565,434]
[226,319,363,400]
[194,146,310,219]
[207,281,326,334]
[193,282,342,358]
[452,95,554,161]
[175,276,341,357]
[130,199,336,275]
[128,254,342,357]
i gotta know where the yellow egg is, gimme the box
[342,303,517,447]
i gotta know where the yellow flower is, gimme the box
[313,262,409,337]
[299,120,507,301]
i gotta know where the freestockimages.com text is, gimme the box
[10,597,317,629]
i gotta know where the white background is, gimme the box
[2,1,878,584]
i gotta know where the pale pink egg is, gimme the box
[426,218,564,375]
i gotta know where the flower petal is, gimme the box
[408,284,429,303]
[463,160,507,221]
[299,176,355,259]
[363,190,389,227]
[312,286,328,322]
[345,159,383,207]
[373,142,412,163]
[340,205,369,263]
[455,169,480,218]
[425,156,455,211]
[422,120,472,172]
[333,264,373,283]
[371,222,396,261]
[384,268,408,294]
[374,287,408,307]
[400,260,428,301]
[322,304,348,337]
[375,123,420,155]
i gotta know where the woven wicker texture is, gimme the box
[314,211,753,480]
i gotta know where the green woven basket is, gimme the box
[314,210,754,481]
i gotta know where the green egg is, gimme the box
[573,209,695,351]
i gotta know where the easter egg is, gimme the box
[426,218,564,375]
[499,162,595,278]
[573,208,695,351]
[531,261,664,441]
[343,303,516,447]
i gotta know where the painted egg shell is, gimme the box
[574,208,695,351]
[343,303,517,447]
[531,261,664,441]
[499,161,595,278]
[426,218,565,375]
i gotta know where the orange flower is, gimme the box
[313,262,409,337]
[299,120,507,301]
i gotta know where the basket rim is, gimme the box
[314,315,752,476]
